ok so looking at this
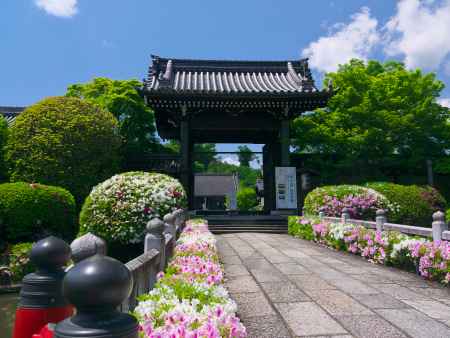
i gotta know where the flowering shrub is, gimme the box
[303,185,398,220]
[134,219,247,337]
[289,216,450,285]
[366,182,447,227]
[79,172,186,244]
[410,241,450,283]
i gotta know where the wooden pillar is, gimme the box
[280,118,290,166]
[180,118,192,209]
[263,142,276,213]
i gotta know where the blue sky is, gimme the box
[2,0,450,159]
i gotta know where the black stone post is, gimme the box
[19,236,71,308]
[280,118,290,167]
[13,236,72,338]
[180,116,192,209]
[263,142,277,213]
[54,254,138,338]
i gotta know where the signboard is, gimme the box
[275,167,297,209]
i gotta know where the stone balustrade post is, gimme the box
[341,208,350,224]
[12,236,73,338]
[163,212,176,238]
[432,211,447,242]
[54,254,138,338]
[318,211,325,220]
[70,232,107,264]
[145,217,166,271]
[176,209,184,229]
[376,209,386,232]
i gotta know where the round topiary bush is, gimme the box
[237,187,258,211]
[0,182,77,242]
[6,96,121,204]
[366,182,447,227]
[303,184,396,220]
[79,172,186,244]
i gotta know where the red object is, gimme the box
[32,323,55,338]
[13,306,72,338]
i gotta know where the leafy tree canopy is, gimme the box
[167,141,217,172]
[292,59,450,176]
[66,78,158,165]
[237,145,256,167]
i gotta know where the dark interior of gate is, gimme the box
[142,55,331,231]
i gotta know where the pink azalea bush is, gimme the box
[303,185,398,220]
[292,216,450,285]
[410,241,450,283]
[134,219,247,338]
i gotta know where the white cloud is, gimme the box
[35,0,78,18]
[220,156,240,166]
[302,7,379,73]
[438,98,450,108]
[384,0,450,70]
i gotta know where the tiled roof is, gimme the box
[145,56,324,96]
[0,106,25,127]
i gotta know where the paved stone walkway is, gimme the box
[216,233,450,338]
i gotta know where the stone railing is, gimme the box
[12,210,188,337]
[314,208,449,242]
[70,209,187,313]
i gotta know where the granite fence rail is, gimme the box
[69,208,187,313]
[313,208,449,242]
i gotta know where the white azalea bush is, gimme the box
[134,219,247,337]
[79,172,186,244]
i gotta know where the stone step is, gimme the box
[208,224,288,234]
[211,228,287,234]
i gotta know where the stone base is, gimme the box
[270,209,297,216]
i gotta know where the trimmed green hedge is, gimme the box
[0,182,77,242]
[6,96,121,205]
[303,182,447,227]
[366,182,446,227]
[447,209,450,223]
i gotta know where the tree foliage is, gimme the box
[66,78,158,167]
[292,59,450,178]
[0,116,8,182]
[6,96,121,204]
[237,187,258,211]
[237,145,256,167]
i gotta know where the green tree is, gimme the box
[167,141,217,172]
[66,78,158,167]
[237,187,258,211]
[237,145,256,167]
[6,96,121,205]
[0,116,8,182]
[292,59,450,178]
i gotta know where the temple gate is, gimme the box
[143,55,331,213]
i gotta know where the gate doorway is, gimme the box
[192,148,263,213]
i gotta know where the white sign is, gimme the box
[275,167,297,209]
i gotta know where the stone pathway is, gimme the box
[216,233,450,338]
